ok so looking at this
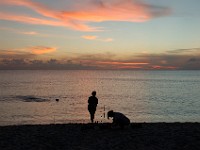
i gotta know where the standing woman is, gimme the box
[88,91,98,123]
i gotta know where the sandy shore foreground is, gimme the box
[0,123,200,150]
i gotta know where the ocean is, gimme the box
[0,70,200,126]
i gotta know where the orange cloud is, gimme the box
[0,0,171,31]
[82,35,98,40]
[81,35,113,42]
[28,46,57,55]
[97,61,149,65]
[78,60,149,69]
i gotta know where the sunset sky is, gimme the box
[0,0,200,70]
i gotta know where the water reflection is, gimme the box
[0,70,200,125]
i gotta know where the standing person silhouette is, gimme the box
[88,91,98,123]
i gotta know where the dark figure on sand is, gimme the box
[107,110,130,128]
[88,91,98,123]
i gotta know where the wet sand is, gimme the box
[0,123,200,150]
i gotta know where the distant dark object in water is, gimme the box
[56,99,59,102]
[16,96,49,102]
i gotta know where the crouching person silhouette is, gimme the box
[88,91,98,123]
[107,110,130,129]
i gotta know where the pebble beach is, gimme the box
[0,123,200,150]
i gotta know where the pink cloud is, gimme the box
[0,0,171,31]
[62,1,149,22]
[101,38,113,42]
[22,31,38,35]
[0,0,57,19]
[0,26,49,37]
[0,26,35,34]
[97,61,149,65]
[0,12,64,26]
[59,0,171,24]
[151,65,177,70]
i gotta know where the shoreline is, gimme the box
[0,123,200,150]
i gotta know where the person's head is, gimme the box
[107,110,114,119]
[92,91,96,96]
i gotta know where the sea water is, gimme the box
[0,70,200,125]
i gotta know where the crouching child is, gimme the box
[107,110,130,129]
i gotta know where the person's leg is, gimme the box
[89,110,94,123]
[91,113,94,123]
[89,108,96,123]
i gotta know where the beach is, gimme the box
[0,123,200,150]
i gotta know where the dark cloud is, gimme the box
[166,48,200,54]
[188,58,197,62]
[1,47,200,70]
[0,49,35,59]
[133,53,200,70]
[0,58,96,70]
[184,57,200,70]
[0,59,29,69]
